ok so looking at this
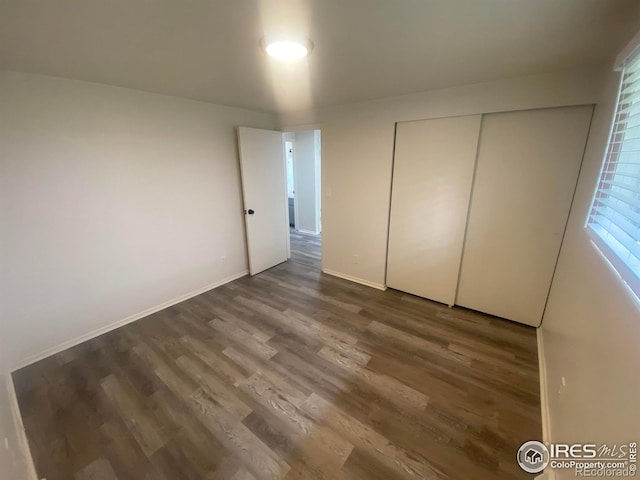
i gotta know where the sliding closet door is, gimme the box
[457,106,593,326]
[387,115,481,305]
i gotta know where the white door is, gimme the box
[456,106,593,326]
[387,115,481,305]
[238,127,288,275]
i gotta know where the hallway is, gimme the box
[290,229,321,269]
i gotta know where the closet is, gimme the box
[387,115,481,306]
[386,105,593,327]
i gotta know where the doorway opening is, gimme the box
[283,130,322,269]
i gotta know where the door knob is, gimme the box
[247,209,255,215]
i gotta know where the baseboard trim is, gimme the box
[533,328,556,480]
[537,327,553,445]
[6,375,38,480]
[296,228,320,235]
[322,269,387,291]
[12,270,249,371]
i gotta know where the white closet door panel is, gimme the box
[457,106,593,326]
[387,115,481,304]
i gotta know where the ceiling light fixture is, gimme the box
[261,34,313,60]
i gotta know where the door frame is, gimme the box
[285,137,300,234]
[280,124,324,267]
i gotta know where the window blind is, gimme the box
[587,51,640,297]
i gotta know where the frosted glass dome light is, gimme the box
[261,35,313,60]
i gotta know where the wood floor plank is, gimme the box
[179,334,249,385]
[99,418,155,480]
[147,389,225,478]
[138,339,290,479]
[237,373,353,465]
[367,320,471,366]
[175,354,253,420]
[74,457,119,480]
[13,231,541,479]
[223,346,311,401]
[301,393,444,480]
[189,388,291,480]
[317,346,429,412]
[100,374,168,458]
[232,467,258,480]
[283,309,360,345]
[209,317,279,360]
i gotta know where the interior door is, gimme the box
[238,127,288,275]
[456,106,593,326]
[387,115,481,305]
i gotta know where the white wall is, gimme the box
[0,70,276,370]
[540,68,640,472]
[280,66,607,287]
[0,376,31,480]
[293,130,321,234]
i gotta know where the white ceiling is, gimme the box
[1,0,638,113]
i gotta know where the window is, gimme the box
[587,50,640,297]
